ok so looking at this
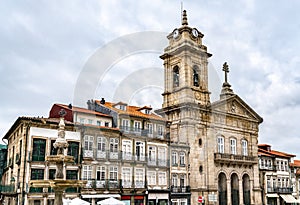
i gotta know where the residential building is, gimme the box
[1,117,81,205]
[258,144,298,205]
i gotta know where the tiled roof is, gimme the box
[56,104,112,118]
[258,146,295,158]
[95,101,165,122]
[290,160,300,167]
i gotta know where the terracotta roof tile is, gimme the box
[95,101,165,122]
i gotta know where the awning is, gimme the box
[266,193,279,198]
[82,194,120,199]
[280,194,299,203]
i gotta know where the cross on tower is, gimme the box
[222,62,229,83]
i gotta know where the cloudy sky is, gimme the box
[1,0,300,157]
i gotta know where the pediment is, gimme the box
[210,95,263,123]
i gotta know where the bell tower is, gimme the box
[160,10,212,109]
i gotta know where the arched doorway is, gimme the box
[231,173,239,205]
[218,173,227,205]
[243,174,251,205]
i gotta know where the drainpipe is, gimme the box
[21,123,30,205]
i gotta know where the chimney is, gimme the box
[100,98,105,104]
[68,103,72,109]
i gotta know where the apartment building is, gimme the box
[258,144,298,205]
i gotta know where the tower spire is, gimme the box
[182,10,188,26]
[220,62,234,99]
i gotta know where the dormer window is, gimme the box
[119,104,126,111]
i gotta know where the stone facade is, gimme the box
[157,10,263,205]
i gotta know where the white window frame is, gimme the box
[122,167,132,188]
[84,135,94,157]
[122,119,130,131]
[135,141,145,161]
[109,166,118,181]
[242,139,248,156]
[217,136,224,153]
[135,168,144,188]
[147,171,156,185]
[158,147,167,166]
[172,174,178,186]
[122,140,132,160]
[148,146,156,162]
[158,172,166,185]
[179,152,185,166]
[147,123,153,135]
[134,121,141,132]
[172,151,178,165]
[230,138,236,155]
[82,165,92,180]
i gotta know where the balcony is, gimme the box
[120,126,165,139]
[214,153,257,165]
[267,187,293,194]
[171,186,191,194]
[259,165,277,171]
[84,179,122,190]
[0,184,16,194]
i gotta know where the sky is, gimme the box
[1,0,300,157]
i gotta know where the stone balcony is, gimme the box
[214,153,258,166]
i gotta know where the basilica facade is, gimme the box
[157,10,263,205]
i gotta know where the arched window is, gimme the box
[217,136,225,153]
[218,173,227,205]
[193,65,199,86]
[173,66,179,87]
[243,174,251,205]
[242,139,248,156]
[231,173,239,205]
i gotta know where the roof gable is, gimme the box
[210,94,263,123]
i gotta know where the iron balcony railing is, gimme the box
[0,184,15,193]
[83,150,169,167]
[267,187,293,194]
[119,126,165,139]
[170,186,191,193]
[82,179,147,189]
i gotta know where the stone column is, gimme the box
[227,179,231,204]
[239,179,243,205]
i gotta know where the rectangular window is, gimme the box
[97,166,106,181]
[97,137,106,152]
[147,123,153,135]
[217,136,224,153]
[32,139,46,161]
[79,118,85,124]
[157,125,163,136]
[179,152,185,166]
[158,147,166,166]
[135,141,145,161]
[88,119,93,124]
[122,140,132,160]
[109,166,118,181]
[50,140,57,155]
[148,146,156,162]
[172,151,178,166]
[82,165,92,180]
[105,122,109,127]
[122,167,132,188]
[84,135,94,157]
[147,171,156,185]
[158,172,166,185]
[135,168,144,188]
[31,169,44,180]
[242,139,248,156]
[172,174,178,186]
[230,138,236,155]
[122,119,130,131]
[97,121,101,126]
[66,170,78,180]
[68,141,79,163]
[49,169,56,180]
[134,121,141,132]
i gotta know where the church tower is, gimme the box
[160,10,212,109]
